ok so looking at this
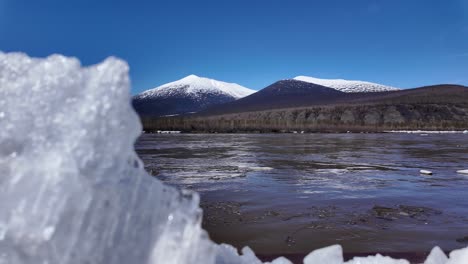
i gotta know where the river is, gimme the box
[136,133,468,256]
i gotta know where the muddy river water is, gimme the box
[136,133,468,257]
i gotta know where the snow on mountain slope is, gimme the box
[132,75,256,116]
[294,76,400,93]
[135,75,255,100]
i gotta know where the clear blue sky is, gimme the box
[1,0,467,93]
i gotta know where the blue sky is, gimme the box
[1,0,467,93]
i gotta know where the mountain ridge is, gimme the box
[140,84,468,132]
[198,79,346,115]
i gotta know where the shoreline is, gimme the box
[143,129,468,134]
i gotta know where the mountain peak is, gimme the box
[293,76,400,93]
[135,75,256,100]
[182,74,200,80]
[133,76,256,116]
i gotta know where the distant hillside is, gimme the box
[200,80,346,115]
[140,85,468,132]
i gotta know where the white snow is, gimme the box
[135,74,255,100]
[293,76,400,93]
[1,51,468,264]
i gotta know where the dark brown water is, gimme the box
[136,133,468,256]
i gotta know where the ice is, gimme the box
[446,247,468,264]
[424,247,448,264]
[420,170,433,175]
[214,245,291,264]
[0,52,214,264]
[301,246,411,264]
[346,255,409,264]
[1,51,468,264]
[304,245,344,264]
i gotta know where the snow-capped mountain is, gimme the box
[293,76,400,93]
[133,75,255,116]
[136,74,255,100]
[202,79,346,115]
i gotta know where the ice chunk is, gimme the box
[420,170,433,175]
[214,246,263,264]
[425,246,448,264]
[304,245,343,264]
[447,246,468,264]
[0,52,215,264]
[270,257,293,264]
[346,254,409,264]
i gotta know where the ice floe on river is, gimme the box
[0,51,467,263]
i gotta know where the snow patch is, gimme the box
[294,76,400,93]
